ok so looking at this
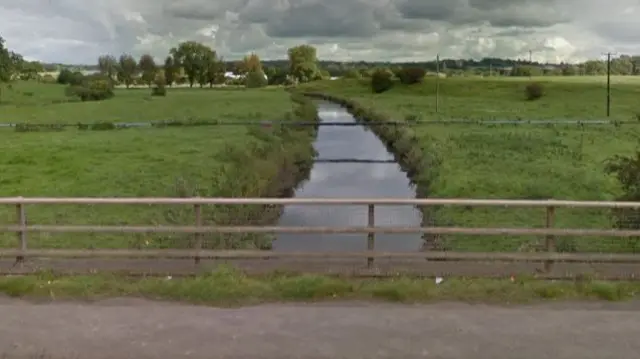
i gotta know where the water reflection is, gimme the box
[274,103,422,252]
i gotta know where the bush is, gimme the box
[65,77,114,102]
[396,67,426,84]
[151,75,167,96]
[370,69,394,93]
[245,71,268,88]
[57,69,84,85]
[343,69,361,79]
[525,82,544,100]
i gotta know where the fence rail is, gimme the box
[3,197,640,277]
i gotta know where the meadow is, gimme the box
[0,82,318,249]
[301,77,640,253]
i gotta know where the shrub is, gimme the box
[151,74,167,96]
[245,70,268,88]
[343,69,361,79]
[65,77,114,102]
[370,69,394,93]
[57,69,84,85]
[525,82,544,100]
[396,67,426,84]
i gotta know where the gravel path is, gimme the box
[1,298,640,359]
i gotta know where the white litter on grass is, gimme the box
[435,277,443,285]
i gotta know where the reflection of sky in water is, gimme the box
[274,103,422,252]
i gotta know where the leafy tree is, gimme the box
[163,56,176,87]
[240,53,262,74]
[170,41,213,88]
[205,53,225,87]
[97,55,117,80]
[117,54,137,88]
[138,54,157,87]
[287,45,320,83]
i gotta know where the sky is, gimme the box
[0,0,638,64]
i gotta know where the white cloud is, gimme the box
[0,0,637,64]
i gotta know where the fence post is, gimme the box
[15,200,27,266]
[193,204,202,265]
[367,204,375,268]
[544,206,556,272]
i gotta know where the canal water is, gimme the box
[274,102,422,252]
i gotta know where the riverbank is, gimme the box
[298,79,639,253]
[0,88,319,250]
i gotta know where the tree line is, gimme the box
[86,42,325,88]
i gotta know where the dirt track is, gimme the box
[1,298,640,359]
[2,257,640,279]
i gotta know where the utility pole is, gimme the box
[435,53,440,113]
[529,50,533,79]
[603,52,614,117]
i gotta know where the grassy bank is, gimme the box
[1,267,638,305]
[0,86,318,250]
[300,78,640,253]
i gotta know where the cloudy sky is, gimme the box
[0,0,638,64]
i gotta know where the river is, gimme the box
[274,102,422,252]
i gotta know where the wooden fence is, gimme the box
[2,197,640,277]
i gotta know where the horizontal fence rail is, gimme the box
[2,120,640,129]
[3,197,640,278]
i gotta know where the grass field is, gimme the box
[301,77,640,253]
[1,82,289,124]
[0,82,318,250]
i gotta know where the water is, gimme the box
[274,102,422,252]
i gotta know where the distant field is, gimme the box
[303,78,640,253]
[309,76,640,121]
[490,75,640,84]
[0,82,316,250]
[0,81,289,124]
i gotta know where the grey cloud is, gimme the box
[1,0,640,63]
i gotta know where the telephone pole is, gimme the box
[435,53,440,113]
[603,52,615,117]
[528,50,533,78]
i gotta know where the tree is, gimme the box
[245,71,267,88]
[170,41,214,88]
[0,36,13,83]
[138,54,157,87]
[241,53,262,74]
[163,56,176,87]
[205,53,225,87]
[97,55,117,80]
[287,45,320,83]
[117,54,137,88]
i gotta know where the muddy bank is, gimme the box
[302,92,442,250]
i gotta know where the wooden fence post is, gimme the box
[15,201,27,266]
[367,204,375,268]
[194,204,202,265]
[544,206,556,272]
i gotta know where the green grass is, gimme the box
[0,82,318,250]
[1,267,638,305]
[301,78,640,253]
[1,82,290,123]
[306,77,640,120]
